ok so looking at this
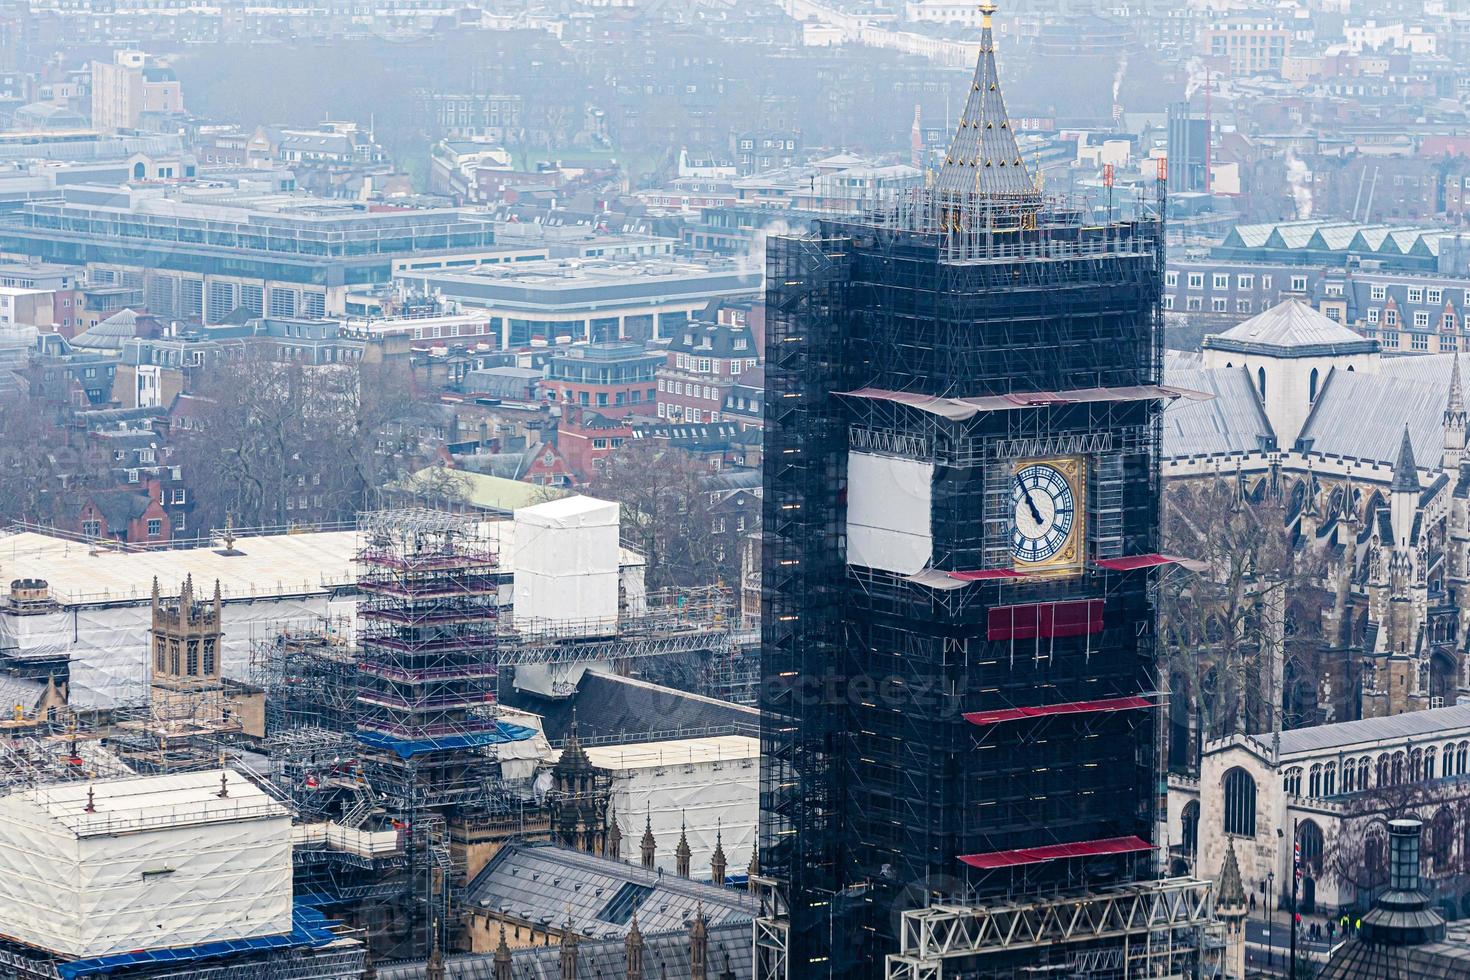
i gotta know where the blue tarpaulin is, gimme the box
[354,721,537,760]
[58,905,340,979]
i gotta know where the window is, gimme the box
[1445,336,1461,353]
[147,518,161,537]
[1257,367,1266,397]
[1213,273,1229,290]
[1429,288,1443,304]
[1386,308,1399,326]
[1187,297,1202,311]
[1291,275,1308,292]
[1212,298,1227,313]
[1223,767,1257,837]
[1368,307,1380,324]
[1326,307,1341,321]
[1371,284,1386,301]
[1445,313,1459,331]
[1283,767,1303,795]
[1309,368,1319,402]
[1261,275,1272,291]
[1165,271,1178,287]
[1298,820,1324,875]
[1415,311,1430,328]
[81,519,100,537]
[1308,764,1321,797]
[1181,800,1199,855]
[172,488,186,504]
[1412,333,1429,351]
[1409,287,1424,303]
[1162,295,1174,310]
[1187,273,1203,289]
[1238,274,1254,289]
[1237,300,1252,314]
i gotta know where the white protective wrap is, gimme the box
[0,594,357,708]
[0,770,293,959]
[586,735,758,880]
[845,451,934,575]
[512,496,621,636]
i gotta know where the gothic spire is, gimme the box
[1449,351,1465,420]
[493,922,512,980]
[1218,838,1246,911]
[1393,425,1419,493]
[935,1,1036,199]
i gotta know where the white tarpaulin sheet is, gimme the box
[845,451,934,575]
[513,495,621,635]
[0,595,357,708]
[586,735,758,881]
[0,770,293,959]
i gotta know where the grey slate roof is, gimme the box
[1161,365,1274,458]
[376,920,753,980]
[71,309,141,352]
[1317,929,1470,980]
[502,670,758,746]
[464,841,754,940]
[933,8,1035,197]
[1298,359,1450,466]
[1276,702,1470,757]
[1205,300,1375,356]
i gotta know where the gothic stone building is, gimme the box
[1164,299,1470,725]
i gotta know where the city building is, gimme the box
[656,318,759,424]
[90,50,183,133]
[394,258,762,349]
[0,184,501,324]
[543,341,663,419]
[1171,704,1470,918]
[1161,304,1470,723]
[761,5,1208,976]
[0,768,365,980]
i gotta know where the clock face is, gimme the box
[1011,462,1078,565]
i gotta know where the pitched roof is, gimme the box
[1205,300,1374,355]
[70,309,141,352]
[465,841,754,940]
[933,3,1036,198]
[502,669,757,746]
[1298,358,1451,465]
[1275,702,1470,757]
[1161,365,1274,458]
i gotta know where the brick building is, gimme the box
[655,320,758,424]
[541,342,662,420]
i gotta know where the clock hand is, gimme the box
[1024,490,1045,526]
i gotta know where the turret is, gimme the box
[1391,425,1419,550]
[1446,352,1467,472]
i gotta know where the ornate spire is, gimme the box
[607,804,622,861]
[1449,351,1465,420]
[625,913,645,980]
[689,904,708,980]
[710,820,727,886]
[675,812,691,878]
[560,910,579,980]
[935,0,1036,200]
[426,920,445,980]
[1218,838,1246,912]
[1393,425,1419,493]
[641,809,656,870]
[494,922,513,980]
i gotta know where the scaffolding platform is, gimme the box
[883,877,1216,980]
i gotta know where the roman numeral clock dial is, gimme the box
[1010,459,1085,572]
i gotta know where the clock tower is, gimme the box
[758,4,1194,976]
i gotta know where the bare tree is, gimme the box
[1159,480,1328,762]
[175,343,427,532]
[588,439,734,591]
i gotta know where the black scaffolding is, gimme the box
[760,184,1169,978]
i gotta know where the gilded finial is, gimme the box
[979,0,997,27]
